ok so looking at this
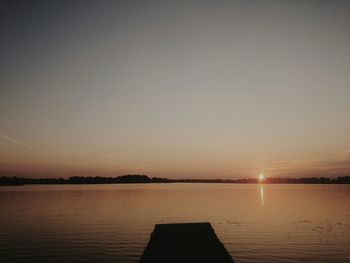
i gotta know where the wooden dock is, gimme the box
[140,222,234,263]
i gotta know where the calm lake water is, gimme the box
[0,184,349,263]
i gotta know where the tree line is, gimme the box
[1,174,349,186]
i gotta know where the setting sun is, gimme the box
[258,173,265,183]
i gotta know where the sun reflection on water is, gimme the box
[260,184,264,206]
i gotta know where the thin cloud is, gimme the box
[0,133,34,149]
[57,149,94,155]
[267,153,350,177]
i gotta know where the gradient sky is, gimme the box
[1,0,350,179]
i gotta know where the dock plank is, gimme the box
[140,222,234,263]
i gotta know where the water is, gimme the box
[0,184,349,263]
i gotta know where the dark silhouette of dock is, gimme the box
[140,222,234,263]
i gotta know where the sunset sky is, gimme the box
[1,0,349,179]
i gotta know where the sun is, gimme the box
[258,173,265,183]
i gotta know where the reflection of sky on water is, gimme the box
[0,184,349,263]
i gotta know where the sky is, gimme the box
[1,0,350,179]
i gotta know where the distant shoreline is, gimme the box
[1,175,349,186]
